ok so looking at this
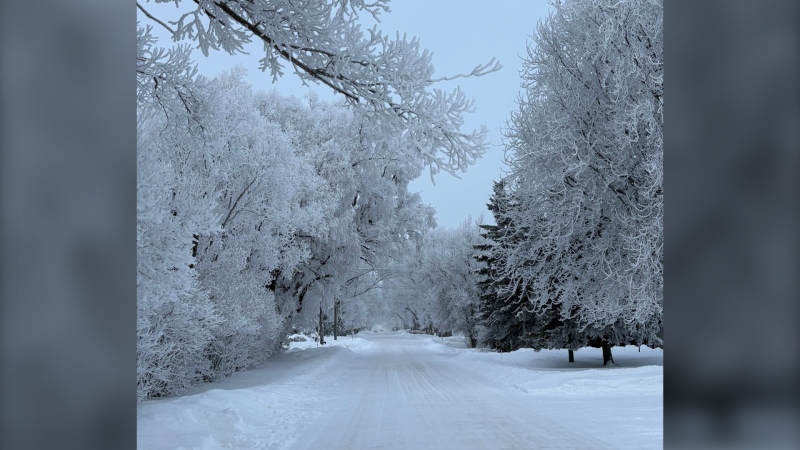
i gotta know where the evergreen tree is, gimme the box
[475,179,543,352]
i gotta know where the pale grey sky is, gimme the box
[138,1,552,229]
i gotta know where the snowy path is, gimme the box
[295,333,614,449]
[138,331,662,449]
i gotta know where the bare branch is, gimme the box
[221,177,258,229]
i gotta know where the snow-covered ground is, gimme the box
[137,331,662,449]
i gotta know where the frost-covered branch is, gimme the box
[147,0,501,175]
[138,2,175,35]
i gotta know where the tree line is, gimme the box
[136,0,498,401]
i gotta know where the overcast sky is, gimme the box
[138,1,552,229]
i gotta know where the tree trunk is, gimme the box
[319,304,325,345]
[405,307,419,330]
[393,312,406,330]
[568,349,574,363]
[333,299,338,341]
[602,344,615,366]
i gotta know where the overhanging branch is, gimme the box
[138,2,176,35]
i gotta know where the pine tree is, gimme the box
[476,180,591,358]
[475,180,538,351]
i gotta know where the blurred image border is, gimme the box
[665,0,799,448]
[0,1,797,449]
[1,1,136,449]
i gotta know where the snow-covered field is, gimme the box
[137,331,662,449]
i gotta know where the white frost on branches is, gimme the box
[137,20,448,398]
[140,0,501,177]
[494,0,663,346]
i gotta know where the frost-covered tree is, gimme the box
[255,92,436,333]
[137,25,223,400]
[477,179,589,357]
[433,220,485,347]
[138,0,500,176]
[137,133,223,400]
[184,71,333,377]
[392,220,485,346]
[370,236,433,331]
[137,24,199,121]
[138,25,330,396]
[494,0,663,362]
[476,180,537,352]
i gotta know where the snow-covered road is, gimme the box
[296,332,615,449]
[138,331,662,449]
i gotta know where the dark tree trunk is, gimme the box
[318,304,325,345]
[405,307,419,330]
[568,349,574,363]
[393,312,406,330]
[333,300,339,341]
[297,284,308,313]
[602,344,615,366]
[191,234,199,257]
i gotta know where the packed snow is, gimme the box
[137,331,662,449]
